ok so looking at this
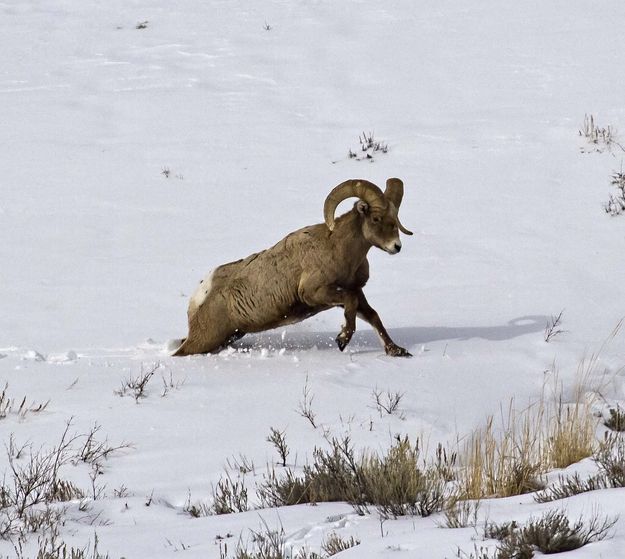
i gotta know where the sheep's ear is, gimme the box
[356,200,369,215]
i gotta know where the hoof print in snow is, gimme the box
[47,351,78,364]
[21,350,46,362]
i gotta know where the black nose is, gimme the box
[394,243,401,253]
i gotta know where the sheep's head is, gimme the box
[323,178,413,254]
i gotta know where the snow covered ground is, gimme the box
[2,1,625,557]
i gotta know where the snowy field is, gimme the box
[2,1,625,557]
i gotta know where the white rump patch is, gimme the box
[190,269,214,309]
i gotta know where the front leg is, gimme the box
[299,276,359,351]
[356,290,412,357]
[335,291,358,351]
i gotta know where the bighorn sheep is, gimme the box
[174,178,413,357]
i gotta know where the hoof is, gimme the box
[335,336,347,351]
[335,332,352,352]
[385,344,412,357]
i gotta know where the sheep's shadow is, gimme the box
[232,315,548,352]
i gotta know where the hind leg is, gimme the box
[173,329,244,356]
[172,333,225,356]
[173,299,240,356]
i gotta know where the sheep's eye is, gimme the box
[372,216,381,224]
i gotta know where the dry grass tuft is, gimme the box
[443,497,481,529]
[320,532,360,556]
[579,114,623,153]
[458,405,545,500]
[457,366,599,500]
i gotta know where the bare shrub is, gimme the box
[160,371,186,398]
[453,545,496,559]
[0,383,11,419]
[17,398,50,419]
[227,454,255,475]
[266,428,289,467]
[221,520,286,559]
[534,472,608,503]
[258,436,361,509]
[0,509,18,540]
[360,437,447,518]
[0,421,130,546]
[76,423,131,467]
[112,485,130,499]
[256,467,310,509]
[5,423,80,517]
[371,388,404,417]
[595,433,625,487]
[87,464,106,501]
[543,310,565,342]
[604,405,625,431]
[257,436,448,518]
[537,433,625,503]
[605,169,625,216]
[293,550,323,559]
[183,474,249,517]
[23,532,111,559]
[21,505,65,536]
[212,474,249,515]
[115,363,160,402]
[183,491,212,518]
[0,383,49,420]
[348,131,389,161]
[487,510,616,557]
[297,376,317,429]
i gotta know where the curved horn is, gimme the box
[323,179,386,231]
[384,177,404,209]
[397,217,414,236]
[385,177,413,236]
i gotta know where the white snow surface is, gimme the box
[2,1,625,557]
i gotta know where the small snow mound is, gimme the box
[47,350,78,363]
[138,338,167,350]
[21,350,46,362]
[219,346,237,357]
[0,354,6,360]
[165,338,184,352]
